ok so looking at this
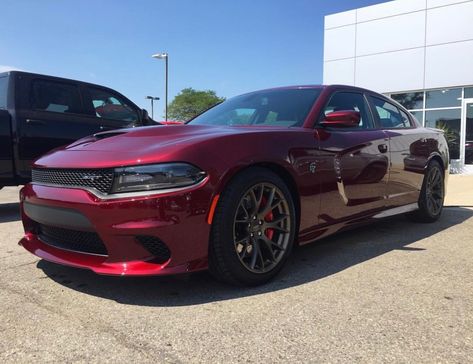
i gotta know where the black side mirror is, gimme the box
[141,109,154,125]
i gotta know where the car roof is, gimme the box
[236,84,390,101]
[0,70,120,91]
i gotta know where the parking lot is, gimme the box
[1,182,472,363]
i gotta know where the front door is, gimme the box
[316,91,390,225]
[15,77,106,179]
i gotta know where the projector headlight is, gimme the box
[111,163,206,194]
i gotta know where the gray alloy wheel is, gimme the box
[209,167,296,286]
[408,160,445,223]
[232,183,292,274]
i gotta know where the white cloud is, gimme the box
[0,65,23,73]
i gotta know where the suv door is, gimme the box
[315,91,390,225]
[81,86,141,131]
[368,95,426,208]
[16,77,111,178]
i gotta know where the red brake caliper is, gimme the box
[263,197,274,240]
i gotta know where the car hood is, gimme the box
[34,124,291,169]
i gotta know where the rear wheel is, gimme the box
[209,167,296,286]
[408,160,445,223]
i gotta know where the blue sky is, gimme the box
[0,0,389,115]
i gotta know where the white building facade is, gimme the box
[323,0,473,171]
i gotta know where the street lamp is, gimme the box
[151,52,168,121]
[145,96,160,119]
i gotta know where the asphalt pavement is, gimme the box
[0,182,472,363]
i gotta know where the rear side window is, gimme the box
[320,91,374,129]
[0,76,8,109]
[87,87,138,124]
[370,96,412,128]
[31,80,82,114]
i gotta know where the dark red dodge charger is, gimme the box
[19,85,449,286]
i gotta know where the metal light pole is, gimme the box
[145,96,160,119]
[151,52,169,121]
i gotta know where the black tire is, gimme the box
[209,167,296,286]
[408,160,445,223]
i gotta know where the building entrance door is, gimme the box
[462,99,473,167]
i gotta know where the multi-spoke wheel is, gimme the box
[233,183,291,274]
[209,167,296,286]
[408,160,445,223]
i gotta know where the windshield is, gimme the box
[189,88,321,127]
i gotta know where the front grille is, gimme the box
[37,224,108,256]
[32,168,114,194]
[136,236,171,263]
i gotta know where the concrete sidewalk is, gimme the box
[445,174,473,207]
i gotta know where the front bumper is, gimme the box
[19,181,213,276]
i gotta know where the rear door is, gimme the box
[368,95,426,208]
[15,76,108,178]
[316,90,390,224]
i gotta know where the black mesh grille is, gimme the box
[32,168,114,194]
[38,224,108,256]
[136,236,171,263]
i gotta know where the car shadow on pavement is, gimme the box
[37,206,473,307]
[0,202,21,223]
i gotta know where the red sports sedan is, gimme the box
[19,85,449,286]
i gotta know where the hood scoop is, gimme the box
[93,130,129,140]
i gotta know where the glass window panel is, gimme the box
[425,88,461,108]
[30,80,82,114]
[369,96,405,128]
[466,103,473,164]
[322,92,374,129]
[88,87,138,123]
[0,76,7,109]
[399,109,413,128]
[464,87,473,99]
[391,92,423,110]
[425,109,461,159]
[409,110,423,125]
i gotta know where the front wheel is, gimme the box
[408,160,445,223]
[209,168,296,286]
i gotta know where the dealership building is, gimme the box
[323,0,473,172]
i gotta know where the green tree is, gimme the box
[167,88,225,121]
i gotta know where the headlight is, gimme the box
[111,163,206,194]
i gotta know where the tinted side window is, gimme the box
[0,76,7,109]
[399,108,414,128]
[87,87,138,124]
[31,80,82,114]
[320,91,374,129]
[370,96,408,128]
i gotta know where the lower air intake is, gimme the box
[136,236,171,263]
[38,224,108,256]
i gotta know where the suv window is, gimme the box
[320,91,374,129]
[0,76,7,109]
[87,87,138,124]
[31,80,82,114]
[370,96,412,128]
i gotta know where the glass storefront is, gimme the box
[466,103,473,165]
[425,109,461,159]
[390,86,473,170]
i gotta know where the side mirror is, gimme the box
[320,110,361,127]
[141,109,155,125]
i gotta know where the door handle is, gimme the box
[378,144,388,153]
[26,119,47,125]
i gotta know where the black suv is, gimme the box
[0,71,153,188]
